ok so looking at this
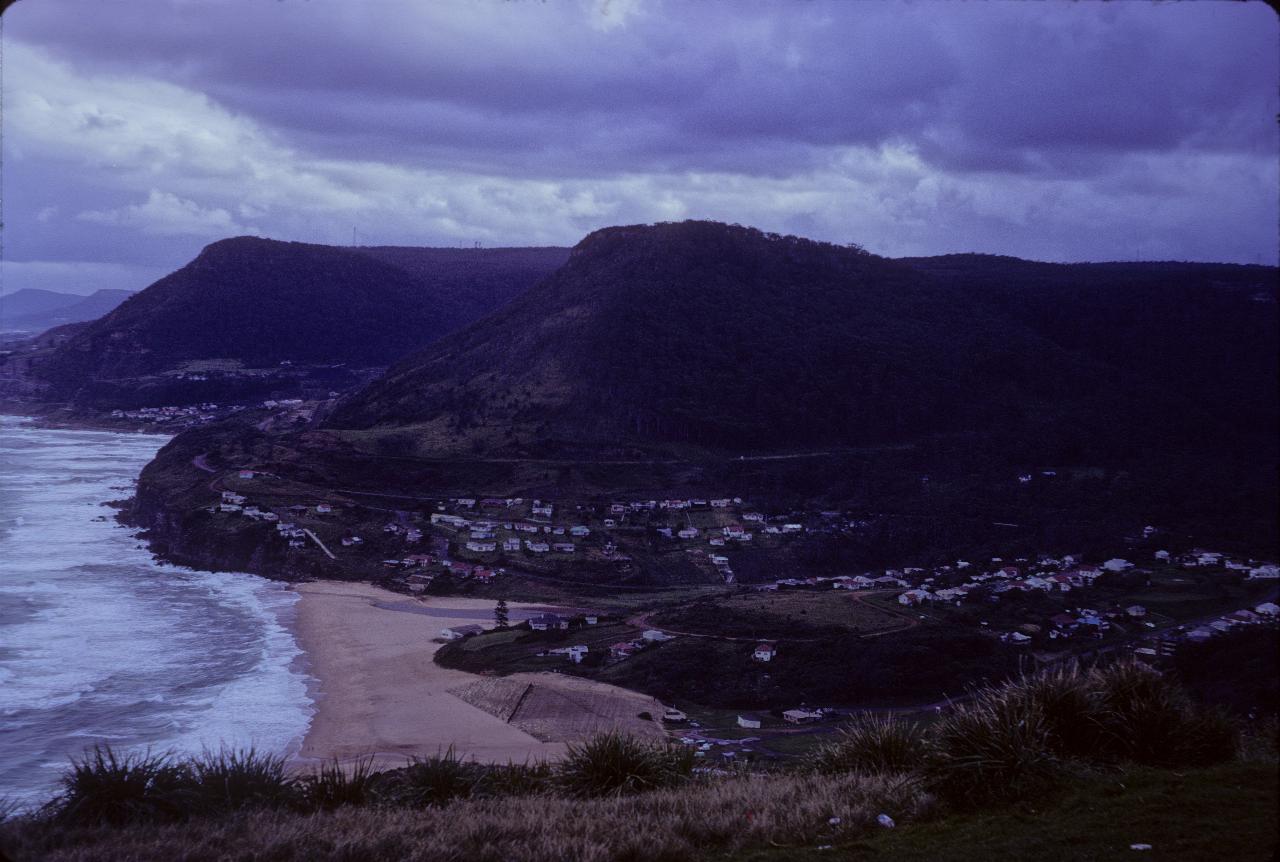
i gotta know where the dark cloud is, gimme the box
[1,0,1276,295]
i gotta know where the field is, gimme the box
[650,588,913,639]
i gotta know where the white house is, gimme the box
[737,715,762,729]
[753,642,777,662]
[782,709,822,724]
[1253,602,1279,616]
[1102,558,1134,572]
[642,629,674,642]
[898,589,932,606]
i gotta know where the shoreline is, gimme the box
[288,581,642,769]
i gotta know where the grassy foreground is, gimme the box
[743,762,1278,861]
[3,662,1275,861]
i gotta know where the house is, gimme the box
[603,519,617,528]
[642,629,673,642]
[1228,609,1260,625]
[531,504,553,519]
[753,642,777,662]
[525,541,550,553]
[1050,613,1078,630]
[341,536,363,547]
[663,708,688,723]
[1125,605,1147,618]
[677,528,699,539]
[781,523,803,533]
[567,645,589,664]
[552,542,576,553]
[708,537,726,547]
[237,470,256,479]
[570,526,591,537]
[466,541,497,553]
[898,589,932,606]
[441,624,485,640]
[502,538,521,552]
[1154,550,1171,561]
[404,554,434,567]
[1102,558,1134,572]
[742,512,764,522]
[737,715,762,729]
[1186,626,1216,642]
[610,641,640,659]
[1254,602,1280,616]
[315,503,333,515]
[1001,631,1032,645]
[529,614,569,631]
[782,709,823,724]
[473,567,497,583]
[1248,564,1280,580]
[218,503,243,513]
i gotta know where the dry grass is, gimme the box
[5,771,932,862]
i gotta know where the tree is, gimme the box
[494,598,510,629]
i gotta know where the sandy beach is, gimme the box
[290,581,662,768]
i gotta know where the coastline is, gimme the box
[290,582,586,768]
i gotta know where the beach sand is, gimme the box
[290,581,661,768]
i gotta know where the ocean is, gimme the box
[0,416,312,806]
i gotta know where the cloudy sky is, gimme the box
[3,0,1277,296]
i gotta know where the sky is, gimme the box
[2,0,1277,297]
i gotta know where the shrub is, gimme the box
[1090,661,1238,767]
[382,749,476,808]
[556,733,694,798]
[808,714,926,774]
[53,746,192,827]
[187,747,297,814]
[297,758,379,811]
[1002,662,1107,759]
[924,695,1063,808]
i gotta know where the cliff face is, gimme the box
[126,428,349,581]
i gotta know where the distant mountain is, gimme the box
[1,289,137,334]
[2,288,85,321]
[32,238,568,400]
[326,221,1277,465]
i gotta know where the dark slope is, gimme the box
[33,238,565,396]
[353,246,570,324]
[326,221,1277,464]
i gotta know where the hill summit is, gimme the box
[33,237,568,396]
[327,220,1277,462]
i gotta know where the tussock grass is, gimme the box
[380,748,477,807]
[52,747,192,828]
[296,757,378,811]
[556,732,695,798]
[923,694,1065,807]
[809,714,926,775]
[186,747,295,814]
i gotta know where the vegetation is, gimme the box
[3,661,1270,861]
[554,733,694,798]
[32,238,567,405]
[809,715,927,775]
